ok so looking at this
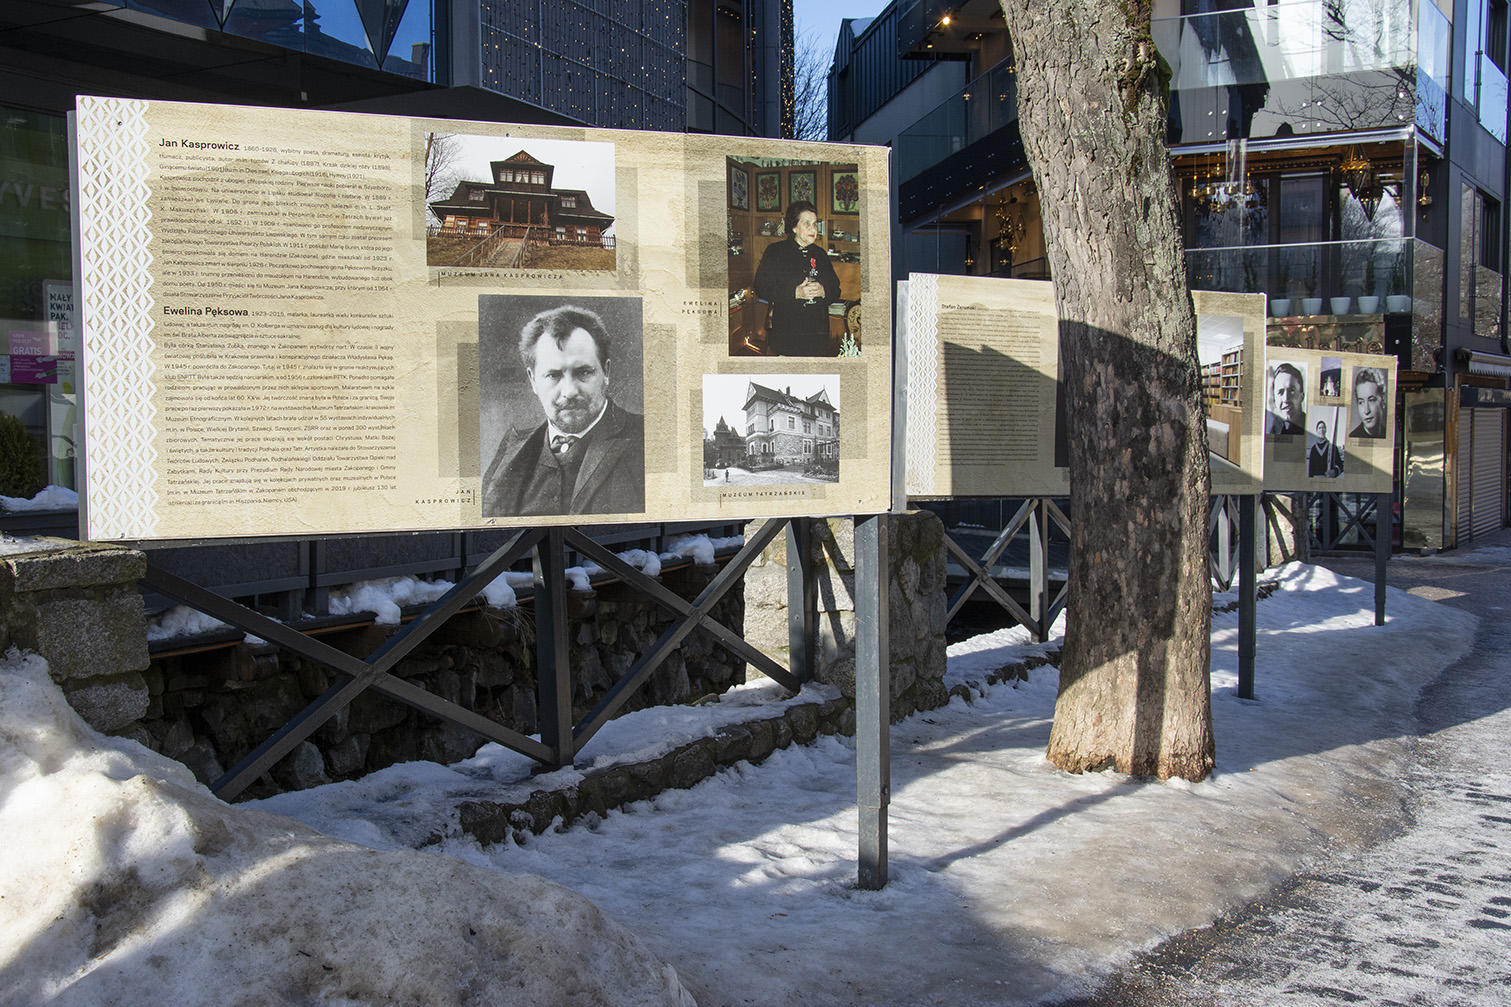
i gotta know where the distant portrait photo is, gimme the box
[1265,360,1308,437]
[1307,407,1344,479]
[1349,366,1388,439]
[477,295,645,518]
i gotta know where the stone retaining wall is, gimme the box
[447,693,855,847]
[744,511,950,720]
[3,540,747,799]
[8,515,952,805]
[0,541,151,731]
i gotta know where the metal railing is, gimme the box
[895,56,1017,183]
[140,521,747,637]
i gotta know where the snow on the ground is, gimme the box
[248,679,840,851]
[0,485,77,513]
[268,563,1476,1006]
[0,561,1477,1007]
[0,649,695,1007]
[0,535,70,557]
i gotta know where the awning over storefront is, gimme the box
[1459,348,1511,380]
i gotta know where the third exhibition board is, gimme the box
[901,273,1397,499]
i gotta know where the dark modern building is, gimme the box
[0,0,792,502]
[460,0,792,135]
[832,0,1511,550]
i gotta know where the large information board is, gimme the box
[902,273,1267,498]
[74,98,892,541]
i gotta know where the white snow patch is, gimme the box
[0,484,78,512]
[0,535,70,557]
[146,605,233,641]
[0,648,695,1006]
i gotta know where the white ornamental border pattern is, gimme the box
[904,272,940,497]
[77,97,158,540]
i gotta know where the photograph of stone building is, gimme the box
[426,135,615,270]
[702,374,840,485]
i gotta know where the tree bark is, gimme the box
[997,0,1214,779]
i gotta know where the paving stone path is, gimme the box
[1054,542,1511,1007]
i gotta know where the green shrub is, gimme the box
[0,413,45,501]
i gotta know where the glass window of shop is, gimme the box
[0,106,76,493]
[1180,140,1414,306]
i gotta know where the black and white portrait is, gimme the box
[1266,360,1307,437]
[1307,406,1344,479]
[1349,366,1388,439]
[478,295,645,518]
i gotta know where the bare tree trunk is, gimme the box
[997,0,1214,780]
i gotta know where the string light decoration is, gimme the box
[994,194,1025,257]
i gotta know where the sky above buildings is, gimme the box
[795,0,889,58]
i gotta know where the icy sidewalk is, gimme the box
[264,562,1475,1006]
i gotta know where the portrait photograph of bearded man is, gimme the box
[478,295,645,518]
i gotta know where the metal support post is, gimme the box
[1216,496,1234,588]
[534,527,573,766]
[854,514,889,890]
[1029,498,1050,642]
[1296,493,1312,563]
[1374,492,1391,625]
[786,519,815,682]
[1238,494,1257,700]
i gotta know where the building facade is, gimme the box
[456,0,791,135]
[832,0,1511,550]
[0,0,791,502]
[429,152,615,245]
[743,381,840,464]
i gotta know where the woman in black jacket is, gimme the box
[753,200,841,356]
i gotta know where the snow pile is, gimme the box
[328,575,462,625]
[0,649,695,1006]
[0,485,78,513]
[146,605,232,641]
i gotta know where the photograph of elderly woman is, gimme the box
[726,157,862,357]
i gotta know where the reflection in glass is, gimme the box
[1479,53,1510,143]
[896,58,1016,182]
[1417,0,1450,140]
[1155,0,1413,143]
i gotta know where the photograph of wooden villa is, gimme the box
[426,134,616,270]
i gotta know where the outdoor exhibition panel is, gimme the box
[1259,347,1398,493]
[72,97,892,542]
[900,273,1267,498]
